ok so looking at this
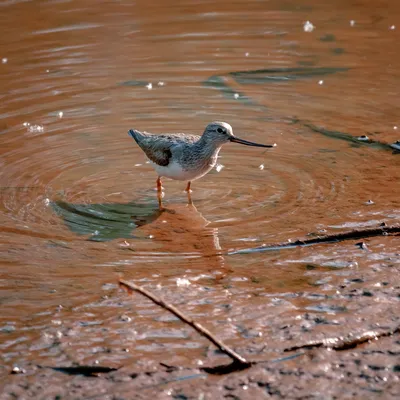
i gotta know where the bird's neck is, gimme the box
[196,136,223,159]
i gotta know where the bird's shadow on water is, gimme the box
[51,198,165,242]
[51,197,227,269]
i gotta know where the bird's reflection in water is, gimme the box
[143,195,227,273]
[53,196,227,273]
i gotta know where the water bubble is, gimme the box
[215,164,224,172]
[245,52,249,57]
[234,93,239,99]
[23,122,30,127]
[58,111,63,118]
[318,80,324,85]
[390,25,396,30]
[2,58,7,64]
[350,20,355,27]
[303,21,315,32]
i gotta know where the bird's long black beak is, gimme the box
[230,136,276,148]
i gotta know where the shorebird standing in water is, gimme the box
[128,121,276,205]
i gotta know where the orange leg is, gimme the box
[156,177,163,209]
[157,191,163,209]
[157,176,162,192]
[185,181,193,205]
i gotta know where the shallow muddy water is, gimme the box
[0,0,399,397]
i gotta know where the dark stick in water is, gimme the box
[119,279,251,368]
[230,224,400,255]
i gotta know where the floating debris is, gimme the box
[318,80,324,85]
[365,199,375,205]
[350,20,355,27]
[357,135,370,142]
[176,278,191,287]
[394,126,398,130]
[28,125,44,133]
[11,366,26,374]
[259,164,264,170]
[215,163,224,172]
[157,81,165,86]
[355,242,368,250]
[390,25,396,30]
[390,140,400,150]
[58,111,63,118]
[119,314,132,322]
[44,198,50,206]
[23,122,30,127]
[146,82,152,90]
[2,57,7,64]
[234,93,239,99]
[245,52,249,57]
[303,21,315,32]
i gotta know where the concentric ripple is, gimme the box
[1,0,400,384]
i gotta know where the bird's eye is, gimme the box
[217,127,224,133]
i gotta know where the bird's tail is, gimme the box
[128,129,141,143]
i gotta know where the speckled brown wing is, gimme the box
[128,130,200,167]
[138,135,174,166]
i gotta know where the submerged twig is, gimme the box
[284,326,400,352]
[230,224,400,254]
[49,365,118,377]
[304,123,396,152]
[119,279,251,368]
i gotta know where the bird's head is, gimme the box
[202,121,234,145]
[202,121,276,148]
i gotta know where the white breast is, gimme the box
[151,160,213,181]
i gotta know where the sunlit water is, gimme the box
[0,0,399,379]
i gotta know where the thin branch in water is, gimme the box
[230,224,400,254]
[284,326,400,352]
[119,279,251,368]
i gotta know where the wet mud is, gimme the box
[1,0,399,398]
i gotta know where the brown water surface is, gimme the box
[0,0,399,397]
